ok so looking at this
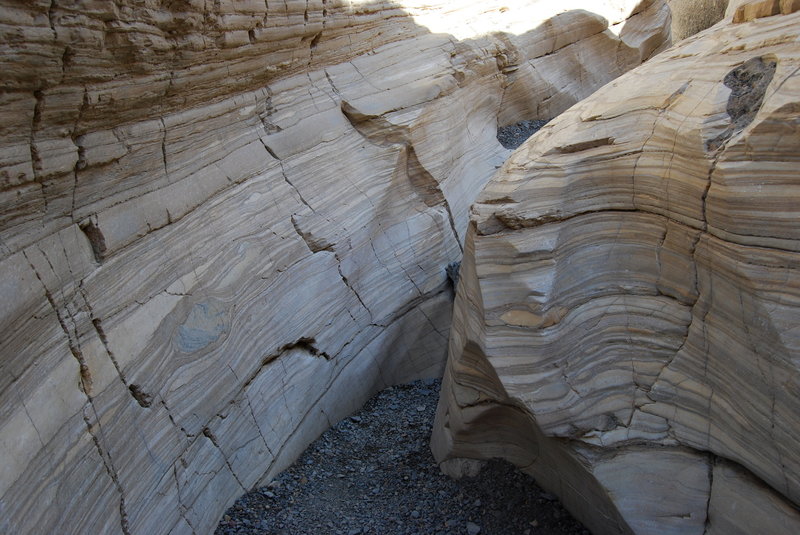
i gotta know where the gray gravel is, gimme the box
[215,379,588,535]
[497,120,548,149]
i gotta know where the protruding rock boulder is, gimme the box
[433,7,800,535]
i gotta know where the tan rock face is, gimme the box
[433,9,800,535]
[667,0,729,40]
[731,0,800,22]
[727,0,800,18]
[0,1,668,533]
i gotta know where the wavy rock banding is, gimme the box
[433,8,800,535]
[0,1,674,533]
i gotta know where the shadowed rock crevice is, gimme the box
[78,216,107,263]
[128,384,154,408]
[276,337,332,361]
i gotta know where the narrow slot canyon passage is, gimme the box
[215,120,557,535]
[14,1,800,533]
[215,379,588,535]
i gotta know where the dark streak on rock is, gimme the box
[282,337,332,360]
[129,384,153,408]
[554,136,615,154]
[706,56,777,152]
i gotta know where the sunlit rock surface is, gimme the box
[433,7,800,535]
[0,0,670,533]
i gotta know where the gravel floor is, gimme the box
[497,120,548,149]
[215,379,588,535]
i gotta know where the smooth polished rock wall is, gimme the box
[433,6,800,535]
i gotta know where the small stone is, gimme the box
[213,379,585,535]
[350,416,362,423]
[416,406,425,412]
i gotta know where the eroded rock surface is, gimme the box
[433,8,800,535]
[0,1,670,533]
[667,0,729,40]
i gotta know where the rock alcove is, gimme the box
[4,1,800,535]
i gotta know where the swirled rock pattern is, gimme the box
[0,1,671,533]
[433,7,800,535]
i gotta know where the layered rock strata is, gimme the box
[433,7,800,535]
[0,1,671,533]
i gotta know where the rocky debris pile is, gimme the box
[216,380,587,535]
[497,120,548,149]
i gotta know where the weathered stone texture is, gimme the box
[433,7,800,535]
[667,0,729,40]
[0,1,669,533]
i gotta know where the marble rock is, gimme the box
[433,7,800,535]
[0,0,669,533]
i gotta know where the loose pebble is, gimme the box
[214,379,585,535]
[497,119,548,149]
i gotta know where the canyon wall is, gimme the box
[433,6,800,535]
[0,1,674,533]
